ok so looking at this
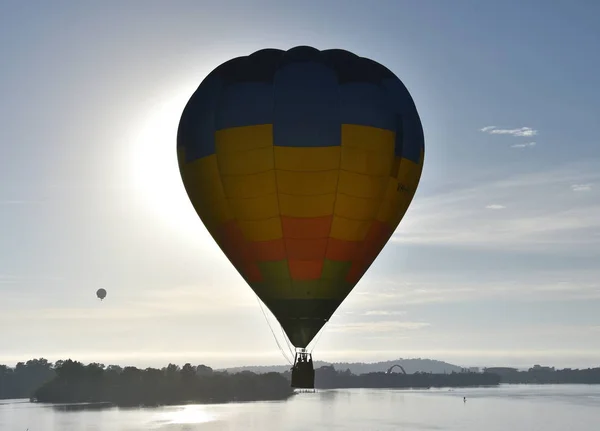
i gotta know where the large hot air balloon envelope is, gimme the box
[96,288,107,301]
[177,46,424,386]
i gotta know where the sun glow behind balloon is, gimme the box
[128,85,216,248]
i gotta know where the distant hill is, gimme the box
[221,358,463,375]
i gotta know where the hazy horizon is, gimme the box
[0,352,595,372]
[2,1,600,371]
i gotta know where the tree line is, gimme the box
[312,366,501,389]
[491,365,600,384]
[3,359,600,403]
[0,358,55,399]
[1,358,293,405]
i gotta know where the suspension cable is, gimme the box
[309,321,328,354]
[255,295,293,365]
[280,324,296,360]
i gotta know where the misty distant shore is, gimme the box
[3,358,600,405]
[32,360,294,406]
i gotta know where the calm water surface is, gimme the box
[2,385,599,430]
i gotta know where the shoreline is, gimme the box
[25,382,600,407]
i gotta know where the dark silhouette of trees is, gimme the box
[489,365,600,384]
[313,366,501,389]
[3,357,600,403]
[32,359,294,406]
[0,358,55,399]
[312,365,600,389]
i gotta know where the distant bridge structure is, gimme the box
[386,364,407,374]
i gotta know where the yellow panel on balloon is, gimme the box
[215,124,273,153]
[377,157,423,226]
[217,146,274,176]
[279,193,336,218]
[341,124,395,152]
[228,193,280,221]
[341,147,395,177]
[381,176,401,201]
[337,170,388,199]
[276,169,338,195]
[274,146,340,171]
[334,193,380,221]
[221,170,277,199]
[200,200,235,230]
[215,125,274,177]
[412,163,424,191]
[396,157,421,191]
[390,204,412,227]
[179,155,225,203]
[341,124,395,176]
[179,154,234,228]
[392,160,423,226]
[376,178,410,225]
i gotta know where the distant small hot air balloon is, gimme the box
[177,46,425,389]
[96,288,107,301]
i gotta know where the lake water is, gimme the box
[2,384,599,430]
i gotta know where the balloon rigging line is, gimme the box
[255,294,293,365]
[310,321,327,354]
[280,324,296,360]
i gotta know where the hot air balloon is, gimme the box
[96,288,107,301]
[177,46,424,389]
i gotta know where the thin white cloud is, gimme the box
[485,204,506,209]
[328,321,430,334]
[480,126,538,137]
[511,142,536,148]
[363,310,406,316]
[345,270,600,307]
[391,160,600,251]
[572,183,592,192]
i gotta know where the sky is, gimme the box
[1,0,600,370]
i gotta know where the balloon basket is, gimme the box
[291,351,315,389]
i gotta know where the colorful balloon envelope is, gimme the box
[177,46,424,349]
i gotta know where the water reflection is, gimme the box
[158,405,217,425]
[2,385,600,431]
[52,402,114,412]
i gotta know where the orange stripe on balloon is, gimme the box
[217,221,252,266]
[344,221,394,284]
[281,215,332,239]
[217,222,287,282]
[345,261,367,284]
[288,260,323,280]
[363,221,394,262]
[243,263,263,282]
[285,238,328,260]
[251,239,286,261]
